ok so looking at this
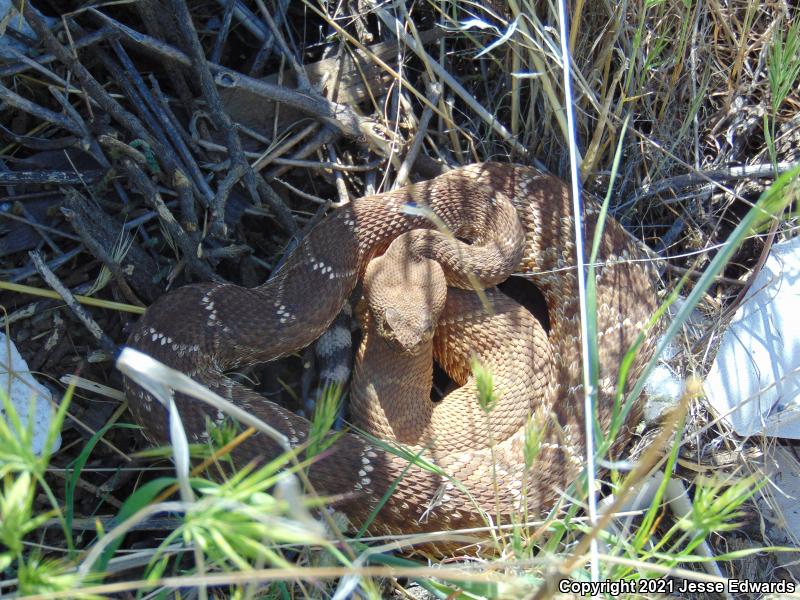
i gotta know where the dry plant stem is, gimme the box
[134,0,194,107]
[262,125,340,180]
[120,159,221,283]
[212,0,270,42]
[252,122,319,172]
[29,250,115,353]
[210,0,236,64]
[213,70,364,138]
[202,245,252,259]
[6,248,82,285]
[17,204,62,254]
[267,158,385,172]
[0,170,103,185]
[626,160,800,205]
[0,83,83,136]
[12,2,182,178]
[105,38,210,220]
[393,81,442,189]
[4,45,70,88]
[371,5,531,159]
[97,135,149,169]
[149,75,204,156]
[0,26,114,78]
[168,0,256,239]
[91,10,365,138]
[253,0,310,89]
[530,388,694,600]
[61,208,145,308]
[0,122,78,151]
[0,210,81,242]
[254,178,299,236]
[147,75,214,206]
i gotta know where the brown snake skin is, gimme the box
[125,163,659,541]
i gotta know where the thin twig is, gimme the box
[0,122,79,151]
[0,26,114,78]
[394,81,442,188]
[120,159,222,283]
[622,160,800,208]
[61,208,145,308]
[12,2,184,179]
[0,83,83,136]
[168,0,258,238]
[253,0,310,88]
[89,9,366,139]
[0,170,103,185]
[29,250,116,352]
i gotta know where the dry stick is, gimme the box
[211,0,270,42]
[0,83,84,137]
[254,178,299,236]
[29,251,116,353]
[322,43,350,206]
[263,126,340,181]
[253,0,310,89]
[17,203,62,254]
[0,26,113,77]
[248,0,290,76]
[212,70,364,139]
[23,10,200,255]
[61,207,145,308]
[7,248,83,284]
[91,44,179,167]
[120,159,221,283]
[89,10,365,139]
[267,157,385,172]
[623,160,800,207]
[95,48,205,238]
[0,210,81,242]
[46,87,132,210]
[0,122,78,151]
[133,0,194,109]
[149,75,206,157]
[168,0,259,238]
[252,122,319,172]
[0,170,103,185]
[12,1,185,183]
[111,39,212,214]
[393,81,442,189]
[4,44,71,88]
[371,5,531,159]
[97,135,149,168]
[210,0,237,64]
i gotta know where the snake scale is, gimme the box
[125,162,659,540]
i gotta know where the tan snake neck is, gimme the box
[124,163,659,543]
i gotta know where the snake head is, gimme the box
[380,306,437,354]
[363,233,448,355]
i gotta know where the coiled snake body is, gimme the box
[125,163,658,539]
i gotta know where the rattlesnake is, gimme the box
[125,162,659,539]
